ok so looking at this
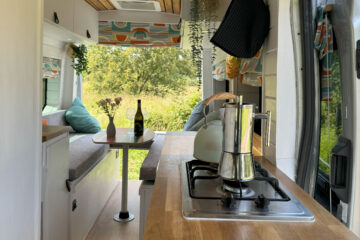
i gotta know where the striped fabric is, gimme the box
[213,60,227,81]
[314,7,334,102]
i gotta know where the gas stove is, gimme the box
[181,160,315,222]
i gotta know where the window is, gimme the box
[318,50,342,175]
[42,57,61,113]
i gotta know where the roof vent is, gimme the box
[113,1,161,11]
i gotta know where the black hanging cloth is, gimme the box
[211,0,270,58]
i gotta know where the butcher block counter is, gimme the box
[143,133,359,240]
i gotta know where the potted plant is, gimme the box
[71,44,88,76]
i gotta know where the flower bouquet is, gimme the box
[97,97,122,138]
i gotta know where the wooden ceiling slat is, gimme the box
[164,0,172,13]
[157,0,166,12]
[170,0,174,13]
[173,0,180,14]
[85,0,107,10]
[98,0,116,10]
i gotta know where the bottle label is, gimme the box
[134,120,144,136]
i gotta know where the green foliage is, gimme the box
[82,45,201,180]
[71,44,88,76]
[83,45,197,96]
[319,51,342,175]
[145,88,202,131]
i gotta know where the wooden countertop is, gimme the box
[42,125,70,142]
[143,134,359,240]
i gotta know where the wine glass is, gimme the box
[143,108,148,119]
[126,108,136,133]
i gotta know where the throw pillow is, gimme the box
[65,97,101,133]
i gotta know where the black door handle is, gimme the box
[86,30,91,39]
[54,12,59,24]
[356,40,360,79]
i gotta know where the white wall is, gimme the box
[275,0,297,180]
[60,44,76,109]
[262,0,279,164]
[0,0,43,239]
[350,0,360,236]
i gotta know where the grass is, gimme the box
[319,126,341,176]
[82,82,201,180]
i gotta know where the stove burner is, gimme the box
[186,159,291,204]
[222,180,251,195]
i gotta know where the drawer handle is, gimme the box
[356,40,360,79]
[86,30,91,39]
[54,12,59,24]
[72,199,77,212]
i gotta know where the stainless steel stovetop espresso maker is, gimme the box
[204,92,271,182]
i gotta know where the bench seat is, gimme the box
[139,134,165,181]
[69,134,109,181]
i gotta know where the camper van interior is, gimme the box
[1,0,360,239]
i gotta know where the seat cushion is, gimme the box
[69,134,109,181]
[183,100,209,131]
[139,134,165,181]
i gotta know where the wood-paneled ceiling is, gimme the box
[85,0,181,14]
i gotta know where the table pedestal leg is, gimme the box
[114,146,134,222]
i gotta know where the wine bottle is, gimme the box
[134,99,144,137]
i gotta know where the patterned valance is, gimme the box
[98,21,181,47]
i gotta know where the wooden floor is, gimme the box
[86,180,141,240]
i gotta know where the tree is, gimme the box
[83,45,197,96]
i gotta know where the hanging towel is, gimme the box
[210,0,270,58]
[226,56,242,79]
[314,7,333,101]
[223,47,263,86]
[241,73,263,87]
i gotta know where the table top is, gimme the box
[92,128,155,147]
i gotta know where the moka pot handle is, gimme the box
[254,111,272,147]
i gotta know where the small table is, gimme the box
[92,128,155,222]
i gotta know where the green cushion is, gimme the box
[65,97,101,133]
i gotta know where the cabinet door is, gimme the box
[42,136,70,240]
[44,0,74,31]
[74,0,99,43]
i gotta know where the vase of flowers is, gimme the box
[97,97,122,138]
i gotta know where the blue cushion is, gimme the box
[183,100,209,131]
[65,97,101,133]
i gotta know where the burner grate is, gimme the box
[186,160,291,204]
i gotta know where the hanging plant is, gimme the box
[71,44,88,76]
[189,0,219,86]
[189,0,203,85]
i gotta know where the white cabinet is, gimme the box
[44,0,74,31]
[44,0,99,43]
[74,0,99,43]
[42,133,70,240]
